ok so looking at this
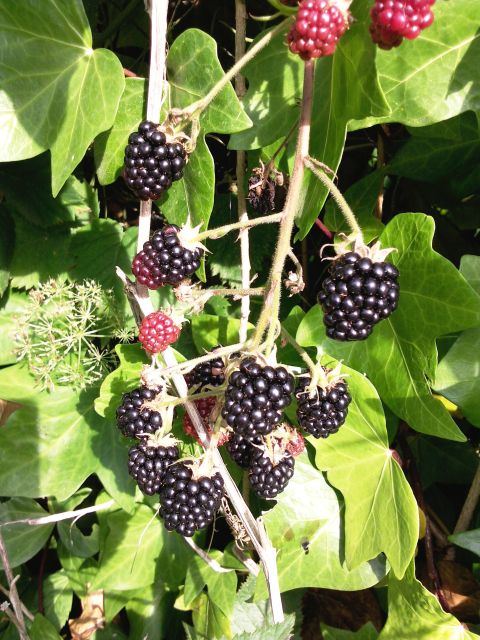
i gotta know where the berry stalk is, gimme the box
[252,58,316,354]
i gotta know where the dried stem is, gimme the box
[454,462,480,534]
[0,532,29,639]
[252,59,315,355]
[183,537,233,574]
[235,0,251,344]
[2,500,115,527]
[170,19,290,123]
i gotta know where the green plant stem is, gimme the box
[304,156,363,241]
[194,212,283,242]
[280,326,316,372]
[252,59,315,354]
[170,19,290,122]
[205,287,265,297]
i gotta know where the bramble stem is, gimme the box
[0,532,29,639]
[252,59,315,354]
[280,326,316,373]
[304,156,363,241]
[170,19,290,123]
[200,287,264,298]
[194,212,283,242]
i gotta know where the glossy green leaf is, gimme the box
[258,455,387,597]
[57,520,99,559]
[298,214,480,441]
[0,0,125,194]
[0,291,30,366]
[0,498,53,568]
[184,554,237,622]
[29,614,62,640]
[379,561,479,639]
[449,529,480,557]
[322,623,379,640]
[310,362,418,577]
[191,314,255,352]
[43,570,73,630]
[126,584,180,640]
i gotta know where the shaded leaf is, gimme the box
[321,623,379,640]
[43,570,74,631]
[30,614,62,640]
[0,498,53,568]
[450,529,480,557]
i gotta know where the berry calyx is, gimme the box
[369,0,436,50]
[123,120,188,201]
[159,459,224,537]
[132,224,204,290]
[128,433,179,495]
[287,0,350,60]
[221,357,295,437]
[116,385,163,439]
[318,241,399,341]
[183,396,230,447]
[138,311,181,354]
[185,349,225,390]
[296,373,351,438]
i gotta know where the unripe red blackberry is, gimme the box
[128,437,179,495]
[116,386,163,439]
[159,460,224,537]
[221,358,295,437]
[138,311,181,354]
[370,0,435,50]
[226,433,263,468]
[318,249,399,341]
[287,0,350,60]
[249,448,295,499]
[123,120,187,201]
[132,224,203,289]
[183,397,230,447]
[185,349,225,390]
[296,375,351,438]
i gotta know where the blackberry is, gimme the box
[318,252,399,341]
[287,0,350,60]
[185,349,225,389]
[370,0,435,50]
[123,120,187,201]
[132,224,203,289]
[128,440,179,495]
[183,397,230,447]
[138,311,181,354]
[116,386,162,438]
[296,376,351,438]
[221,358,295,437]
[249,449,295,499]
[159,461,224,537]
[226,433,263,468]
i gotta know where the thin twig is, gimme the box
[194,212,283,242]
[235,0,250,344]
[454,462,480,534]
[2,500,115,527]
[0,532,29,639]
[232,546,260,577]
[183,536,233,573]
[0,586,34,622]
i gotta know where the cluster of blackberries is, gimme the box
[123,120,187,201]
[296,376,351,438]
[132,224,203,289]
[287,0,350,60]
[370,0,435,49]
[318,252,399,341]
[116,385,180,496]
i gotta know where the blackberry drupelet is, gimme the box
[138,311,181,354]
[226,433,263,468]
[123,120,187,201]
[287,0,350,60]
[116,386,162,439]
[296,376,351,438]
[221,358,295,437]
[249,449,295,499]
[128,440,179,495]
[182,397,230,447]
[370,0,435,49]
[132,224,203,289]
[185,350,225,389]
[159,461,224,537]
[318,251,399,341]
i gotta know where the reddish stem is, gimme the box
[123,68,137,78]
[314,217,333,239]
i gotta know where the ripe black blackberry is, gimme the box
[221,358,295,437]
[132,224,203,289]
[296,376,351,438]
[116,386,162,438]
[185,349,225,389]
[159,461,224,537]
[128,439,179,495]
[318,251,399,341]
[249,448,295,499]
[226,433,262,468]
[123,120,187,201]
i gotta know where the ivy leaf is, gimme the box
[309,361,418,577]
[191,314,255,352]
[257,455,387,597]
[30,614,63,640]
[0,498,54,568]
[449,529,480,557]
[321,623,379,640]
[353,0,480,129]
[0,0,125,195]
[298,214,480,441]
[0,291,30,366]
[43,570,74,631]
[379,561,479,639]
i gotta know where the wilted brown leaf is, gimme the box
[69,590,105,640]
